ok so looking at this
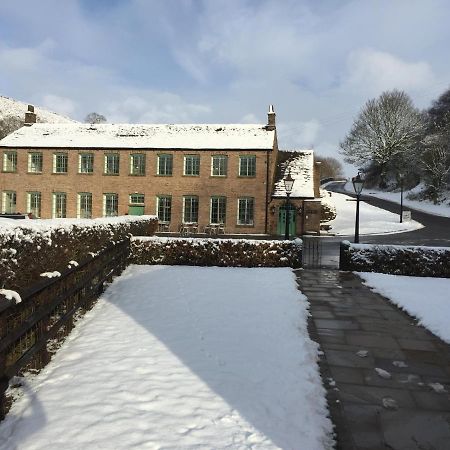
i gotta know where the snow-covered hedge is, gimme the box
[0,216,157,292]
[340,241,450,277]
[131,237,303,268]
[320,190,337,223]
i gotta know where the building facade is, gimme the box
[0,106,321,235]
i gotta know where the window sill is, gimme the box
[52,172,68,175]
[210,175,227,178]
[129,173,146,176]
[236,223,255,228]
[155,174,173,177]
[238,175,256,178]
[1,170,17,173]
[78,172,94,175]
[103,173,120,176]
[182,174,200,177]
[27,172,43,175]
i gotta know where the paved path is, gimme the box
[296,269,450,450]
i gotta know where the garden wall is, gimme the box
[0,216,157,293]
[130,236,303,268]
[339,240,450,277]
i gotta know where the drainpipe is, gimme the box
[265,149,269,234]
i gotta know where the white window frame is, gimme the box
[157,154,173,176]
[104,153,120,175]
[183,196,199,223]
[103,193,118,217]
[157,196,172,223]
[28,152,43,173]
[211,155,228,177]
[130,154,146,175]
[53,152,68,173]
[237,197,254,225]
[239,155,256,177]
[2,191,17,214]
[52,192,67,218]
[183,155,200,176]
[78,153,94,174]
[77,192,93,219]
[27,191,41,218]
[3,151,17,172]
[129,193,145,205]
[210,196,226,224]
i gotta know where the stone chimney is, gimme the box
[266,104,276,130]
[24,104,36,126]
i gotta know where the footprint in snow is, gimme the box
[375,368,392,379]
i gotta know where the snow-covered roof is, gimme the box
[0,96,76,124]
[0,123,275,150]
[273,150,315,198]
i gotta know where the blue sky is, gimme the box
[1,0,450,167]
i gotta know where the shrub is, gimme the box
[0,216,157,293]
[131,237,302,268]
[339,240,450,277]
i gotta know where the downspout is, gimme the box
[265,149,269,234]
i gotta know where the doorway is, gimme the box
[277,205,296,236]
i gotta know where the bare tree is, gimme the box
[315,155,344,179]
[420,86,450,200]
[84,112,107,124]
[340,90,425,188]
[421,122,450,201]
[0,116,23,140]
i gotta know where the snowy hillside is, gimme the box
[0,96,77,140]
[0,96,76,124]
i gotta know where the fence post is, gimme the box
[339,241,351,271]
[0,308,8,420]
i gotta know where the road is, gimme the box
[325,181,450,247]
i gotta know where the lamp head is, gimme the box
[352,173,364,195]
[284,170,294,194]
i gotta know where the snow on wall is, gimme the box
[273,150,315,198]
[0,96,76,124]
[0,123,275,150]
[0,216,157,291]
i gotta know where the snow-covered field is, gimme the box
[0,266,333,450]
[342,182,450,218]
[323,191,423,236]
[359,272,450,344]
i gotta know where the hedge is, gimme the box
[0,216,158,293]
[339,240,450,277]
[130,236,303,268]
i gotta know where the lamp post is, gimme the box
[284,170,294,240]
[399,172,405,223]
[352,173,364,243]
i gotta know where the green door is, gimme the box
[128,205,144,215]
[277,206,296,236]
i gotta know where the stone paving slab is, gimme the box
[295,269,450,450]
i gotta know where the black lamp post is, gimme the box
[352,173,364,243]
[399,172,405,223]
[284,170,294,240]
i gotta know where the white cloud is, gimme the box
[105,91,211,123]
[345,49,436,95]
[41,94,77,117]
[277,119,321,149]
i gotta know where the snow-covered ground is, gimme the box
[342,181,450,218]
[323,191,423,236]
[359,272,450,344]
[0,266,333,450]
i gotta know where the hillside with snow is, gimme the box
[0,96,76,140]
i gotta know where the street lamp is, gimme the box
[284,170,294,240]
[399,172,405,223]
[352,173,364,243]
